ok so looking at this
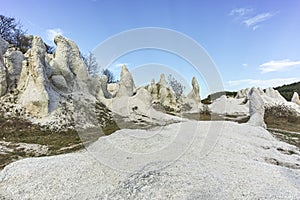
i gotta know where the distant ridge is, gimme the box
[275,81,300,101]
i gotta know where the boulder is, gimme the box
[116,65,135,97]
[0,37,9,96]
[17,36,50,117]
[291,92,300,106]
[4,48,24,90]
[51,75,68,92]
[247,87,266,128]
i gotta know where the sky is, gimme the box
[1,0,300,97]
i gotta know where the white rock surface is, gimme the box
[151,74,178,111]
[107,83,119,97]
[291,92,300,106]
[210,87,297,116]
[17,36,50,117]
[209,95,249,115]
[3,48,24,90]
[247,88,267,128]
[185,77,202,112]
[0,37,9,96]
[51,35,88,92]
[116,65,135,97]
[0,120,299,199]
[103,87,180,125]
[51,75,69,92]
[263,87,287,105]
[235,88,250,99]
[158,73,167,87]
[96,75,111,100]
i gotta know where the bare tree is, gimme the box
[102,69,115,83]
[45,43,55,54]
[83,52,100,77]
[0,14,31,53]
[167,74,185,100]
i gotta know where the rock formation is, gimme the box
[157,74,178,111]
[17,36,51,117]
[116,65,135,97]
[147,79,159,102]
[3,47,24,90]
[185,76,202,112]
[107,83,119,97]
[291,92,300,106]
[247,87,266,128]
[0,37,9,96]
[187,77,200,102]
[50,35,88,92]
[158,73,167,87]
[96,75,111,99]
[235,88,250,99]
[264,87,286,104]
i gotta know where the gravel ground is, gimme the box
[0,120,299,199]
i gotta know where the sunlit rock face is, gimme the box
[291,92,300,106]
[4,48,24,90]
[51,35,89,92]
[184,76,202,112]
[235,88,250,99]
[17,36,50,117]
[0,37,9,96]
[247,87,266,129]
[116,65,135,97]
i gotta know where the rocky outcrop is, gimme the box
[247,87,266,128]
[96,75,111,99]
[3,47,24,90]
[158,73,167,87]
[51,75,68,92]
[291,92,300,106]
[150,74,178,111]
[264,87,286,104]
[147,79,159,102]
[0,37,9,96]
[116,65,135,97]
[107,83,119,97]
[50,35,88,92]
[185,77,202,112]
[235,88,250,99]
[17,36,51,117]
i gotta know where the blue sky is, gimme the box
[1,0,300,97]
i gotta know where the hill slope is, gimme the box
[275,82,300,101]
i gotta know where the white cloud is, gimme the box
[114,63,129,67]
[243,12,274,28]
[259,59,300,73]
[46,28,63,42]
[242,63,248,67]
[229,8,253,16]
[252,25,260,31]
[227,78,300,89]
[230,8,276,30]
